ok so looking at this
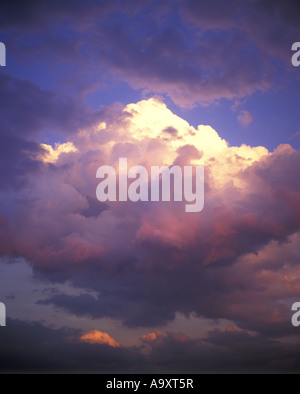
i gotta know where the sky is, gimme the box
[0,0,300,373]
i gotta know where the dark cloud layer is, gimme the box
[0,72,102,137]
[0,319,141,373]
[0,319,299,373]
[0,72,104,189]
[0,0,146,31]
[1,1,300,105]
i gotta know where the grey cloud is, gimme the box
[0,72,106,190]
[0,318,299,373]
[2,1,298,106]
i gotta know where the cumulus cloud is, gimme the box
[1,0,300,374]
[141,329,163,344]
[41,142,78,164]
[80,330,120,347]
[0,98,298,333]
[1,98,300,373]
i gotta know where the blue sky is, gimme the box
[3,0,300,150]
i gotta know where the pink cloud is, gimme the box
[1,98,300,336]
[141,329,163,343]
[80,330,120,347]
[238,110,253,127]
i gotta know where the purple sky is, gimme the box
[0,0,300,373]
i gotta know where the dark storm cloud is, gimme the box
[0,319,142,373]
[0,72,103,136]
[0,0,118,30]
[0,319,299,373]
[241,0,300,59]
[37,273,179,328]
[204,328,300,373]
[181,0,300,57]
[37,293,126,322]
[96,23,270,106]
[0,0,146,31]
[89,0,300,105]
[0,131,43,190]
[145,329,300,373]
[180,0,239,29]
[0,72,105,189]
[2,0,299,106]
[36,244,299,338]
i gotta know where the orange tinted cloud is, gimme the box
[167,331,189,342]
[141,329,163,343]
[141,330,189,344]
[80,330,120,347]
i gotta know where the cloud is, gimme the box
[181,0,300,60]
[0,318,299,373]
[0,72,98,137]
[180,0,238,30]
[1,1,300,373]
[0,72,105,190]
[1,1,299,106]
[80,330,120,347]
[0,319,142,373]
[1,98,300,358]
[89,0,300,105]
[41,142,78,164]
[0,0,147,32]
[96,25,271,106]
[141,329,163,343]
[238,110,253,127]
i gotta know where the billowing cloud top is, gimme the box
[1,98,299,337]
